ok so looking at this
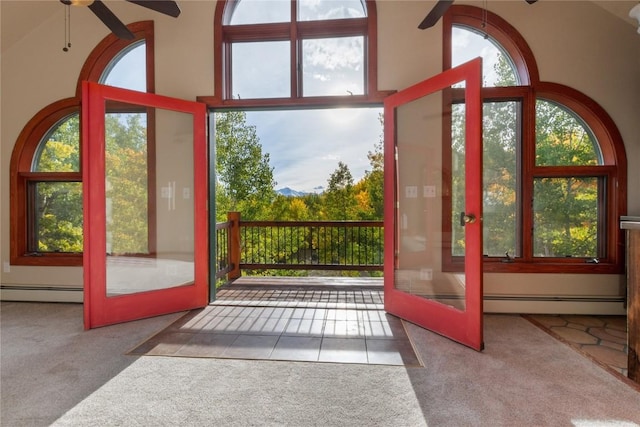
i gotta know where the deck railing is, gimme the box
[214,212,383,281]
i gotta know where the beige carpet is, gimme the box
[2,302,640,426]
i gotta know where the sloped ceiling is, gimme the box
[1,0,638,54]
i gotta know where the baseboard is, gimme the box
[0,286,83,303]
[484,295,626,315]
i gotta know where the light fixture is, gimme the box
[630,3,640,34]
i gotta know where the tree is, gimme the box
[105,112,149,254]
[215,111,276,220]
[533,100,599,257]
[324,161,356,220]
[359,113,384,219]
[34,114,83,253]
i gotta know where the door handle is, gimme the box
[459,212,476,226]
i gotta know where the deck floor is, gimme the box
[131,276,421,366]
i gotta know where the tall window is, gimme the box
[444,6,626,273]
[207,1,388,226]
[10,22,154,266]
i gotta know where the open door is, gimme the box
[82,81,208,329]
[383,58,483,350]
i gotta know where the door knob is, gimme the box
[459,212,476,226]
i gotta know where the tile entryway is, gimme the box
[130,281,422,367]
[524,314,628,377]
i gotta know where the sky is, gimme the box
[243,107,382,193]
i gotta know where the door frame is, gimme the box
[383,58,484,350]
[82,81,209,329]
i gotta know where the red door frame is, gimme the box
[383,58,484,350]
[82,81,209,329]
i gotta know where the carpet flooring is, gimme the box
[3,301,640,426]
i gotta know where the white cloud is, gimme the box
[245,107,382,193]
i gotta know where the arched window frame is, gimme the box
[203,0,391,108]
[10,21,155,266]
[442,6,627,273]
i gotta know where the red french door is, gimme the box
[82,81,209,329]
[384,58,484,350]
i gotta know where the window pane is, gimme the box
[482,101,519,257]
[451,101,519,257]
[105,112,149,255]
[100,42,146,92]
[452,26,518,87]
[232,41,291,99]
[228,0,290,25]
[33,114,80,172]
[533,177,599,258]
[302,36,364,97]
[298,0,366,21]
[535,100,601,166]
[451,103,466,257]
[31,182,83,253]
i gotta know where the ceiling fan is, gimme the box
[60,0,181,40]
[418,0,538,30]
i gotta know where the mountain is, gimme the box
[276,187,308,197]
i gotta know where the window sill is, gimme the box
[444,258,623,274]
[11,254,83,267]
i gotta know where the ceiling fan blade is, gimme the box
[525,0,538,4]
[88,0,135,40]
[126,0,181,18]
[418,0,455,30]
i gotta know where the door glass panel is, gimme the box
[395,87,466,311]
[105,104,195,296]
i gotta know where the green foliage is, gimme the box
[105,113,149,254]
[324,161,356,220]
[535,100,598,166]
[36,182,83,252]
[215,111,277,220]
[361,114,385,219]
[35,114,80,172]
[33,114,83,252]
[451,55,601,259]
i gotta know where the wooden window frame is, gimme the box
[442,6,627,274]
[201,0,392,108]
[9,21,155,266]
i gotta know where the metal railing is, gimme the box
[214,212,383,282]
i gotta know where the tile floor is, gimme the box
[130,285,421,367]
[131,281,629,378]
[524,314,628,377]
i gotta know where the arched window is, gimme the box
[443,6,626,273]
[10,22,154,266]
[208,0,388,107]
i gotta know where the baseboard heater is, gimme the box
[483,294,625,315]
[484,294,624,303]
[0,285,83,303]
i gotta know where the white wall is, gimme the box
[1,0,638,312]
